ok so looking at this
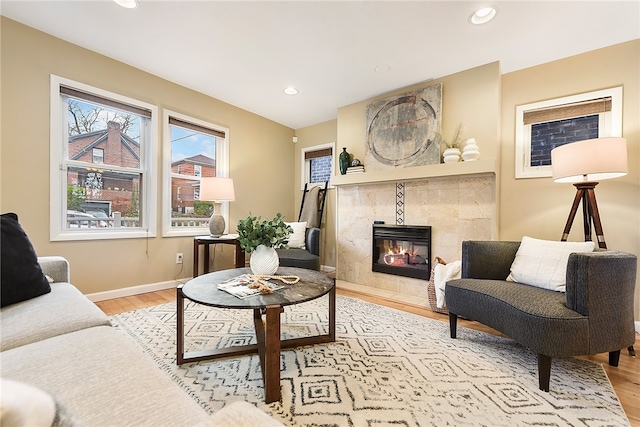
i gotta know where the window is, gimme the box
[301,142,335,190]
[50,75,158,241]
[163,110,229,236]
[515,87,622,179]
[92,148,104,164]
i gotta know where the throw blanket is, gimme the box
[434,260,461,308]
[299,185,320,228]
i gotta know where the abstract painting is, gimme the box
[365,83,442,170]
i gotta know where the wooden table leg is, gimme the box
[193,240,199,277]
[176,285,185,364]
[253,309,266,377]
[328,285,336,341]
[235,240,246,268]
[203,244,210,274]
[264,305,282,403]
[254,306,282,403]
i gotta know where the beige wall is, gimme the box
[293,63,501,272]
[0,18,295,294]
[292,120,337,268]
[336,62,502,165]
[500,40,640,320]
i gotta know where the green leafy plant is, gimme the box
[193,201,214,217]
[67,185,86,211]
[236,213,293,253]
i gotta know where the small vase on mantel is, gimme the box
[462,138,480,161]
[339,147,351,175]
[443,147,461,163]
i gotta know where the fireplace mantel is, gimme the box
[332,158,496,186]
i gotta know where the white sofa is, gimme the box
[1,256,282,427]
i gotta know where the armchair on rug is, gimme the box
[445,239,637,392]
[277,181,328,271]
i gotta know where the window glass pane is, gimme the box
[170,125,216,177]
[66,166,141,229]
[67,98,141,169]
[170,122,217,228]
[92,148,104,164]
[530,115,599,166]
[170,177,213,227]
[310,155,332,183]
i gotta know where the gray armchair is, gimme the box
[446,241,637,391]
[276,227,321,270]
[277,181,327,271]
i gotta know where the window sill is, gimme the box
[50,229,156,242]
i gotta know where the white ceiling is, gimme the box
[2,1,639,129]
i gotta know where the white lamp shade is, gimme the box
[199,177,235,201]
[550,137,628,183]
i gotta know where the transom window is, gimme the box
[50,75,157,241]
[163,110,229,236]
[301,142,334,190]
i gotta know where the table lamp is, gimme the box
[550,137,628,248]
[199,177,235,237]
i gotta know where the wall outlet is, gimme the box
[176,253,183,264]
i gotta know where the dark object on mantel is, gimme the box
[373,220,385,224]
[339,147,351,175]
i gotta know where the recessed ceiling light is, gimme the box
[113,0,138,9]
[470,6,496,25]
[283,87,298,95]
[374,64,391,73]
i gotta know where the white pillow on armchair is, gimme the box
[507,236,595,292]
[285,221,307,249]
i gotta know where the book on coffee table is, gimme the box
[217,274,284,299]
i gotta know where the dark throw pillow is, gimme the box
[1,213,51,307]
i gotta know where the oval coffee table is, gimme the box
[176,267,335,403]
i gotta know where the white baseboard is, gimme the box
[636,321,640,335]
[85,279,191,302]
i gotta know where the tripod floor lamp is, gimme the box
[551,137,634,356]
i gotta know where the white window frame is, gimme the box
[300,142,335,191]
[162,109,230,237]
[515,86,622,179]
[49,75,158,241]
[92,148,104,164]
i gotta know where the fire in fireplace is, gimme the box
[372,224,431,279]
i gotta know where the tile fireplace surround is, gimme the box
[336,173,496,299]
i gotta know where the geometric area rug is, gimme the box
[111,295,630,426]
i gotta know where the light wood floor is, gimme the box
[97,287,640,426]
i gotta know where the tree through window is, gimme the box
[50,76,157,240]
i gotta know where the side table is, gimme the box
[193,235,245,277]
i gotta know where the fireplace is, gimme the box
[372,224,431,279]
